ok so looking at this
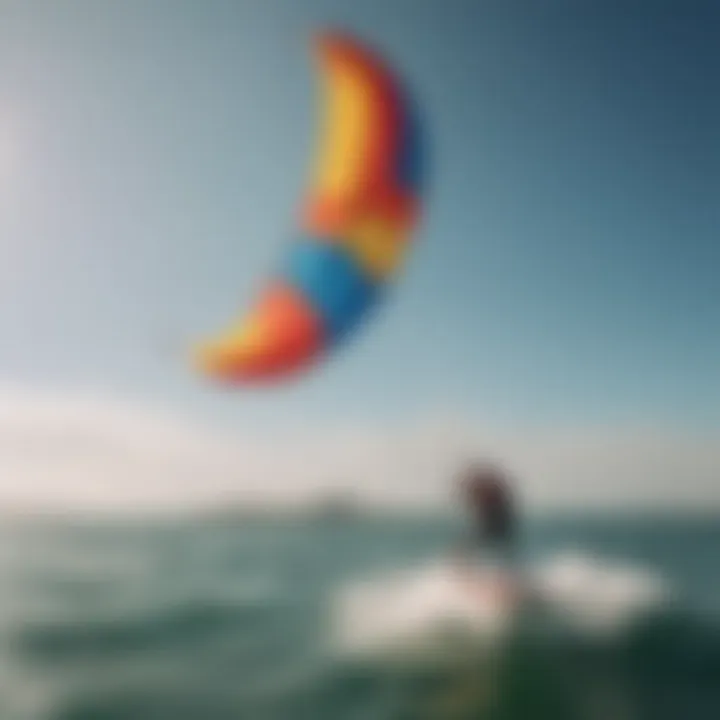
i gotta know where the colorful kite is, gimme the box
[194,30,425,383]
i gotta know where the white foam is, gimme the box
[330,550,672,658]
[331,559,522,659]
[530,550,672,635]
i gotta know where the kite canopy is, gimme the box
[194,30,425,383]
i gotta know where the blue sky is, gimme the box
[0,0,717,439]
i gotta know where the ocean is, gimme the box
[1,512,718,720]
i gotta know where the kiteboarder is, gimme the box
[452,461,524,605]
[455,461,519,568]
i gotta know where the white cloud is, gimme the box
[0,382,253,515]
[0,381,718,516]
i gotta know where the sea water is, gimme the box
[0,512,718,719]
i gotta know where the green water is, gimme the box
[1,514,718,719]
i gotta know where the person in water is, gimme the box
[455,461,518,568]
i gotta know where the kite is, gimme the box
[194,30,425,383]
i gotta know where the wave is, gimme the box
[330,550,674,660]
[327,551,720,719]
[15,590,283,664]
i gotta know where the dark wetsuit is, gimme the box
[460,468,517,566]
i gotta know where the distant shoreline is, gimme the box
[1,503,719,531]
